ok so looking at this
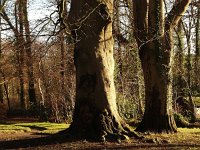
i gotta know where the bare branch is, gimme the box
[165,0,191,29]
[1,10,18,36]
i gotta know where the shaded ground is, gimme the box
[0,118,200,149]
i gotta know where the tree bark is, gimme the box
[22,0,37,108]
[17,0,26,109]
[175,21,184,97]
[67,0,138,140]
[0,71,10,111]
[194,5,200,92]
[0,6,3,103]
[133,0,191,133]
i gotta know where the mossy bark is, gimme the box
[67,0,139,140]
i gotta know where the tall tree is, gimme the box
[0,0,3,103]
[173,21,185,99]
[194,1,200,92]
[1,0,29,109]
[132,0,191,133]
[181,3,197,122]
[67,0,138,140]
[22,0,37,109]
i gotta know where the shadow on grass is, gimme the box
[0,121,15,125]
[31,132,52,136]
[0,133,73,149]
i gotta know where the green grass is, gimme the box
[0,124,31,133]
[0,122,69,134]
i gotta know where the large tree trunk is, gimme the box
[133,0,191,133]
[67,0,138,140]
[136,43,177,133]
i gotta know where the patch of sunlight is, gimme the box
[178,128,200,133]
[0,124,31,132]
[17,122,69,130]
[0,122,69,134]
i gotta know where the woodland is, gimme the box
[0,0,200,149]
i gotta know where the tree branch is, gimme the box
[132,0,148,45]
[113,28,129,44]
[0,0,7,13]
[1,10,18,36]
[165,0,191,29]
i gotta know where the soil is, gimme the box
[0,118,200,149]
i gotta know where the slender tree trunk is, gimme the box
[58,0,71,120]
[0,8,3,103]
[175,22,184,97]
[0,85,3,103]
[17,0,26,109]
[67,0,138,140]
[1,1,27,109]
[59,27,69,120]
[181,9,196,122]
[22,0,37,108]
[194,6,200,92]
[0,70,11,111]
[185,24,192,90]
[3,78,10,111]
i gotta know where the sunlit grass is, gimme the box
[0,124,31,133]
[178,127,200,133]
[194,97,200,106]
[0,122,69,134]
[145,127,200,145]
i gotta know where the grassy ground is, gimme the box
[0,122,69,134]
[0,120,200,149]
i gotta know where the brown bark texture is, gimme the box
[133,0,191,133]
[66,0,138,140]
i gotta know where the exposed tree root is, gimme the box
[58,109,144,142]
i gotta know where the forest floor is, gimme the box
[0,118,200,150]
